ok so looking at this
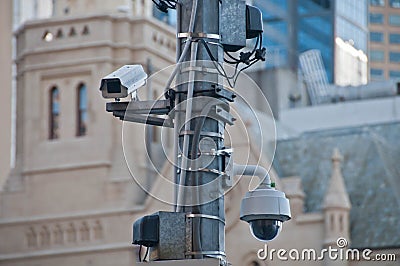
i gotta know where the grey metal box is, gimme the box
[149,212,187,261]
[220,0,247,52]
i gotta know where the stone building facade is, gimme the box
[0,0,13,188]
[0,1,399,266]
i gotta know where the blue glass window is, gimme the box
[390,0,400,8]
[370,50,385,62]
[389,14,400,25]
[298,15,333,82]
[389,52,400,62]
[77,84,87,137]
[298,0,331,15]
[370,0,385,6]
[49,87,60,140]
[390,33,400,43]
[256,0,287,21]
[371,68,384,77]
[370,13,384,24]
[389,70,400,77]
[370,32,384,42]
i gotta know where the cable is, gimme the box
[198,34,264,89]
[164,0,198,93]
[144,247,150,262]
[233,59,258,86]
[152,0,177,11]
[139,245,142,262]
[197,39,235,88]
[225,51,241,63]
[227,63,240,80]
[176,41,198,212]
[173,0,199,212]
[224,35,259,65]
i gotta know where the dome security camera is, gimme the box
[240,186,291,242]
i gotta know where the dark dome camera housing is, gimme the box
[249,219,282,242]
[240,187,291,242]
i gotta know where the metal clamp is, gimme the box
[181,66,220,75]
[186,214,225,225]
[196,168,226,176]
[178,148,231,158]
[179,130,224,139]
[185,251,226,257]
[200,148,233,156]
[178,32,220,40]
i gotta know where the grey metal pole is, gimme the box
[146,58,154,191]
[288,0,298,71]
[175,0,226,260]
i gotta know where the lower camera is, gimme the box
[240,186,291,242]
[249,219,282,242]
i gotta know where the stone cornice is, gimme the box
[15,14,175,37]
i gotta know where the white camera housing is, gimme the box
[100,65,147,99]
[240,187,291,242]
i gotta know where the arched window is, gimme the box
[49,87,60,139]
[77,84,87,136]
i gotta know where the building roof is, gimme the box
[274,122,400,249]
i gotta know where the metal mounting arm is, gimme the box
[233,163,272,187]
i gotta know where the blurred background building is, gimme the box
[252,0,368,85]
[0,0,13,190]
[0,0,399,265]
[13,0,52,27]
[369,0,400,81]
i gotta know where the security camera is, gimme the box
[240,186,291,242]
[99,65,147,99]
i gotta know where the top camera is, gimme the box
[100,65,147,99]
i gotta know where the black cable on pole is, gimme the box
[197,39,235,88]
[144,247,150,262]
[152,0,176,12]
[199,38,264,88]
[224,35,260,65]
[234,59,258,86]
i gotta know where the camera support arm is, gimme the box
[233,163,272,187]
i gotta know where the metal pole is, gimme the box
[146,58,154,191]
[288,0,298,71]
[175,0,225,260]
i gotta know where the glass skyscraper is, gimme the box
[254,0,368,83]
[369,0,400,81]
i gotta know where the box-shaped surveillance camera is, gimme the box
[100,65,147,99]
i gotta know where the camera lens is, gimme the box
[249,220,282,242]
